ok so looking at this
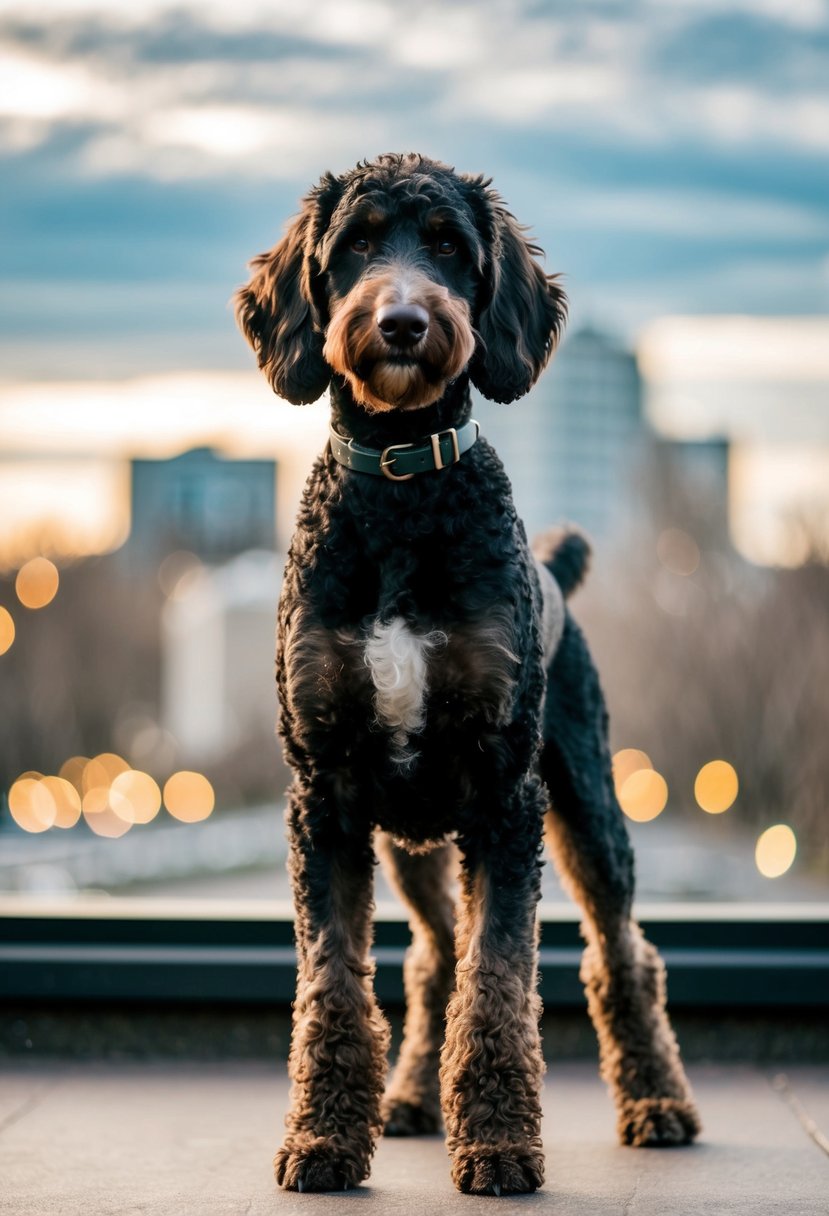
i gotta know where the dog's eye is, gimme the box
[351,236,369,254]
[437,237,457,256]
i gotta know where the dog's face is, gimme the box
[235,153,566,411]
[319,179,480,413]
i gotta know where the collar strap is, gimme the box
[328,418,480,482]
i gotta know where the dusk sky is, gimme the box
[1,0,828,568]
[1,0,828,381]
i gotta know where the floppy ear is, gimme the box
[466,188,567,404]
[234,198,330,405]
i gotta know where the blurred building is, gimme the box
[161,551,281,760]
[476,326,647,544]
[638,316,829,565]
[649,436,731,545]
[129,447,277,563]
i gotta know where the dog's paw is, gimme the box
[619,1098,701,1147]
[382,1096,442,1137]
[451,1141,545,1195]
[274,1135,370,1192]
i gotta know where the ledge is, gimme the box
[1,898,827,1008]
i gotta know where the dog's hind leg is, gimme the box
[273,783,390,1192]
[540,613,701,1148]
[376,834,456,1136]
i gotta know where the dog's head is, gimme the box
[234,153,566,411]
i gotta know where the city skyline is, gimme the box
[1,315,827,568]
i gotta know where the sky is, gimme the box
[0,0,828,565]
[0,0,828,381]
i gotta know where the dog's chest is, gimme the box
[281,608,521,760]
[363,617,445,748]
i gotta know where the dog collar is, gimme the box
[328,418,480,482]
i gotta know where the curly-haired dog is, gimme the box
[235,152,700,1196]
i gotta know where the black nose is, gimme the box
[376,303,429,348]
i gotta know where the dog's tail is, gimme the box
[532,526,592,599]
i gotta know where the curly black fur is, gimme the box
[534,526,592,598]
[235,152,699,1196]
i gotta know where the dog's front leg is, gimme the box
[274,781,390,1192]
[441,777,546,1196]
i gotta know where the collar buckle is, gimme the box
[380,442,416,482]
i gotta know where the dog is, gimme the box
[235,152,700,1196]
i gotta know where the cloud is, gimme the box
[0,0,826,379]
[1,0,827,175]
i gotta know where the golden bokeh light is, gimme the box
[82,797,131,836]
[163,770,215,823]
[82,786,132,837]
[40,775,82,829]
[0,605,15,655]
[110,769,162,824]
[59,755,90,795]
[755,824,797,879]
[15,556,60,609]
[612,748,653,793]
[8,777,57,833]
[81,785,111,815]
[82,752,130,794]
[695,760,739,814]
[618,768,669,822]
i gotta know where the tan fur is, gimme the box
[581,926,700,1146]
[275,828,391,1191]
[544,810,700,1146]
[323,268,475,412]
[433,611,521,726]
[440,846,546,1195]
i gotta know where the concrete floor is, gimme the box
[0,1062,827,1215]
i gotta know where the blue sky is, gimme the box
[1,0,828,380]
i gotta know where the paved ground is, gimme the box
[1,1062,827,1215]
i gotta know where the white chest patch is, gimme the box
[364,617,446,760]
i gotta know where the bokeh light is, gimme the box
[81,785,132,837]
[8,777,57,833]
[656,527,701,576]
[82,752,130,794]
[755,825,797,879]
[15,556,59,609]
[81,785,111,816]
[0,605,15,654]
[612,748,653,793]
[163,770,215,822]
[59,755,90,795]
[110,769,162,824]
[695,760,739,814]
[618,768,669,822]
[40,775,82,828]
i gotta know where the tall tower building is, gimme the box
[475,326,646,545]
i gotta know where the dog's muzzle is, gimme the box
[376,303,429,350]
